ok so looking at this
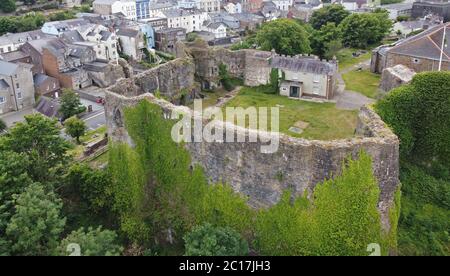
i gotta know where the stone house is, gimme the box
[117,28,146,61]
[412,0,450,22]
[0,60,35,115]
[371,23,450,73]
[383,3,414,20]
[155,28,187,54]
[41,40,96,89]
[232,12,265,31]
[271,55,338,100]
[33,73,61,97]
[242,0,264,13]
[202,22,227,39]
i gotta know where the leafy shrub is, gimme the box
[184,223,249,256]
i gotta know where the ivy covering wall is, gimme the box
[107,100,398,255]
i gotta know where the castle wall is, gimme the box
[104,90,400,230]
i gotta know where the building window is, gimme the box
[16,83,19,89]
[17,92,22,99]
[0,97,5,104]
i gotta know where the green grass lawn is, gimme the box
[342,70,381,99]
[223,87,358,140]
[337,48,372,71]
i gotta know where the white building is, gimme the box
[41,19,91,36]
[178,0,221,12]
[148,1,177,18]
[0,30,49,54]
[158,9,209,33]
[224,2,243,14]
[202,21,227,38]
[269,0,293,11]
[75,25,119,62]
[93,0,137,20]
[199,0,221,12]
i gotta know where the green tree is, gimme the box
[0,17,16,35]
[0,119,6,132]
[5,183,66,256]
[0,151,33,229]
[64,163,112,213]
[1,114,71,183]
[255,19,311,56]
[0,0,16,13]
[64,116,86,144]
[58,227,122,256]
[218,63,234,91]
[59,89,87,121]
[310,5,350,30]
[340,12,392,48]
[184,223,249,256]
[48,11,76,22]
[310,22,343,58]
[324,40,343,60]
[375,72,450,169]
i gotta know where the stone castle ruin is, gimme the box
[104,43,400,230]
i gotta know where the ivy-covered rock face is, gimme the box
[106,100,399,255]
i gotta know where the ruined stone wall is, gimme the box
[104,88,400,230]
[109,57,198,100]
[380,65,416,92]
[186,44,272,88]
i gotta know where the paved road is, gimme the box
[334,59,375,110]
[81,109,106,131]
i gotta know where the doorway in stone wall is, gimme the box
[290,86,300,98]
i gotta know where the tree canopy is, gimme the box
[5,183,66,256]
[58,227,123,256]
[0,114,71,183]
[310,5,350,30]
[59,89,87,121]
[0,0,16,13]
[64,116,86,144]
[340,11,392,48]
[255,19,311,56]
[184,223,249,256]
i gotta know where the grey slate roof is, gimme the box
[271,55,337,76]
[0,60,19,76]
[0,50,30,62]
[0,79,10,89]
[0,30,49,46]
[61,30,85,43]
[34,74,51,87]
[117,28,140,37]
[388,23,450,61]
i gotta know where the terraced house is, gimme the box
[0,60,35,115]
